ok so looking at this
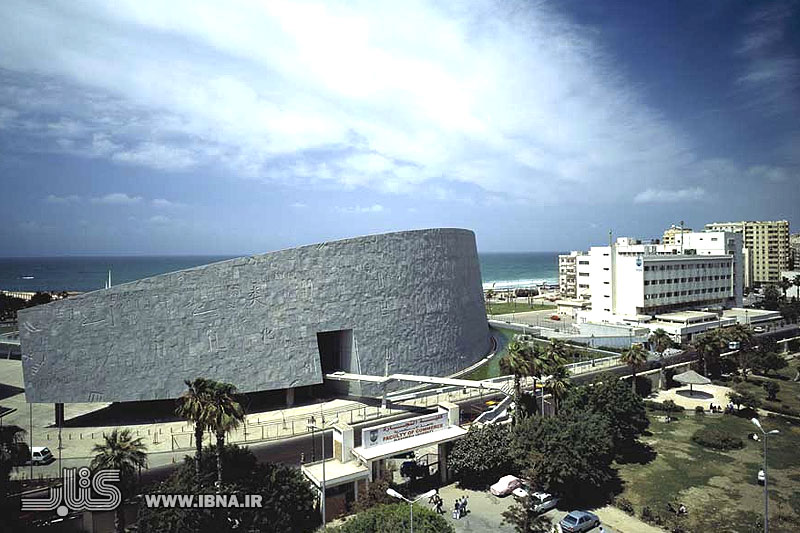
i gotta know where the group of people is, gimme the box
[451,495,469,520]
[427,490,468,519]
[709,402,735,414]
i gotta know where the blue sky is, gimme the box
[0,0,798,255]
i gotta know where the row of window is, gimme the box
[644,262,730,271]
[644,287,729,299]
[644,275,731,285]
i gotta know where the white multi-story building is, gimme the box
[584,232,743,324]
[558,251,586,298]
[576,253,591,300]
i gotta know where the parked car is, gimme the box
[512,488,559,513]
[30,446,53,465]
[753,326,765,333]
[758,469,765,485]
[559,510,600,532]
[550,315,561,321]
[490,475,522,497]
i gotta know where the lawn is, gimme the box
[616,410,800,531]
[729,359,800,416]
[486,302,555,316]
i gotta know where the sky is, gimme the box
[0,0,798,255]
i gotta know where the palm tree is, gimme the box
[528,344,553,414]
[723,324,755,379]
[90,429,147,533]
[544,364,570,415]
[621,343,648,393]
[500,340,531,421]
[692,331,721,377]
[207,381,246,489]
[176,377,215,480]
[779,277,791,300]
[649,328,675,389]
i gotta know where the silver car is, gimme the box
[559,510,600,532]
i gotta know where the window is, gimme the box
[644,266,651,271]
[644,280,650,285]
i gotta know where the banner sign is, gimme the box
[362,409,449,449]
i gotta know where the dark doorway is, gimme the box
[317,329,354,374]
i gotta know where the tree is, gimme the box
[500,341,532,420]
[513,412,615,503]
[779,277,791,300]
[90,429,147,533]
[721,324,755,379]
[762,285,781,311]
[727,387,761,412]
[692,331,722,377]
[561,378,649,453]
[544,363,570,415]
[649,328,675,388]
[324,503,453,533]
[351,479,395,513]
[794,275,800,299]
[502,495,554,533]
[763,381,780,401]
[751,350,788,376]
[620,344,648,393]
[207,381,246,489]
[138,444,318,533]
[0,425,26,532]
[176,377,216,481]
[26,291,53,307]
[447,424,514,488]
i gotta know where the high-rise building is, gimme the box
[791,233,800,270]
[585,232,743,322]
[704,220,790,287]
[662,224,692,245]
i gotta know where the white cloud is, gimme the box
[633,188,706,204]
[0,0,767,204]
[151,198,186,208]
[289,202,307,208]
[746,165,789,183]
[43,194,80,204]
[90,192,142,205]
[148,215,170,225]
[335,204,385,214]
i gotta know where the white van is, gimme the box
[30,446,53,465]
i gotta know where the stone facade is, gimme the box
[19,228,491,403]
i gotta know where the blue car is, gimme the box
[559,510,600,532]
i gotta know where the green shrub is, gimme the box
[694,405,705,415]
[325,503,454,533]
[643,400,685,413]
[614,496,634,515]
[691,427,744,451]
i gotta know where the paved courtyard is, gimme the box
[651,383,733,411]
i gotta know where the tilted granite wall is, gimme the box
[19,228,490,403]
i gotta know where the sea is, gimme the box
[0,252,561,293]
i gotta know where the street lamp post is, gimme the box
[386,488,437,533]
[752,418,779,533]
[308,410,328,527]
